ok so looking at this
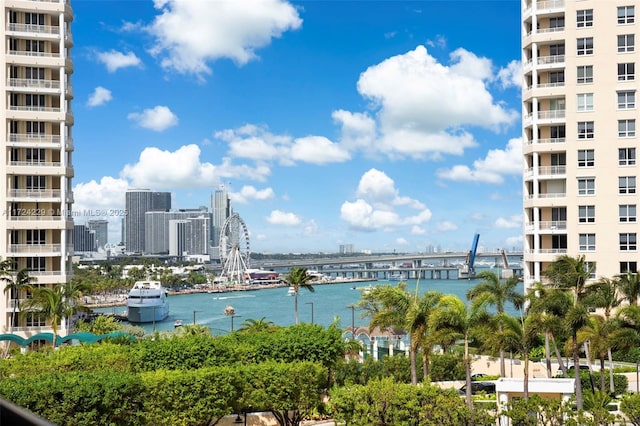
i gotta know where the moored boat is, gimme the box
[126,281,170,323]
[287,286,296,296]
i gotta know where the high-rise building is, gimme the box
[522,1,638,289]
[73,224,96,252]
[124,189,171,253]
[88,219,108,250]
[145,209,211,255]
[211,185,232,258]
[0,1,75,336]
[339,244,354,254]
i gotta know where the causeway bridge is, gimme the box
[251,252,524,280]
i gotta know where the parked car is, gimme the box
[458,381,496,395]
[471,373,488,379]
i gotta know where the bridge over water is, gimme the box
[251,252,524,280]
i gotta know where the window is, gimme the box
[549,44,565,56]
[620,233,637,251]
[550,125,565,140]
[579,234,596,251]
[578,121,594,139]
[25,313,45,327]
[26,148,45,164]
[25,40,44,53]
[618,6,635,24]
[549,17,564,29]
[618,90,636,109]
[578,177,595,195]
[25,13,45,26]
[549,71,564,84]
[620,148,636,166]
[25,67,45,80]
[619,176,637,194]
[619,119,636,137]
[577,93,594,111]
[585,262,596,280]
[26,257,46,272]
[618,63,635,81]
[620,204,637,222]
[25,94,45,107]
[577,65,593,84]
[618,34,635,53]
[26,175,45,190]
[577,37,593,55]
[26,230,45,245]
[578,150,594,167]
[620,261,638,273]
[577,9,593,27]
[578,205,595,223]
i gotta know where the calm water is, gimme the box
[94,273,523,335]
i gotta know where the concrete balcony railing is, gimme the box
[524,137,566,145]
[538,110,565,120]
[7,215,64,221]
[536,0,565,12]
[525,82,565,91]
[8,161,64,168]
[526,192,566,200]
[7,50,60,59]
[8,244,64,254]
[7,189,62,199]
[525,248,568,255]
[8,78,61,90]
[525,221,567,231]
[7,23,59,36]
[7,133,61,145]
[537,55,565,66]
[8,106,62,113]
[538,165,566,176]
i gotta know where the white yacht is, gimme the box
[126,281,170,323]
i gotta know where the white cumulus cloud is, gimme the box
[436,137,522,184]
[266,210,301,226]
[497,60,522,89]
[355,45,518,158]
[87,86,112,107]
[128,105,178,132]
[495,215,522,229]
[96,50,142,72]
[231,185,275,204]
[290,136,350,164]
[147,0,302,78]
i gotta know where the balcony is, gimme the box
[7,23,60,37]
[7,189,62,200]
[536,55,565,69]
[537,109,565,122]
[7,50,59,59]
[7,133,62,149]
[538,165,566,177]
[536,0,565,13]
[8,244,63,254]
[525,192,566,200]
[525,248,568,255]
[7,78,61,92]
[525,221,567,232]
[9,105,62,113]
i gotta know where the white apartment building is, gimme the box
[1,0,75,336]
[523,1,639,289]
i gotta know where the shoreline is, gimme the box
[84,277,376,309]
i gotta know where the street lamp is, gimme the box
[193,310,201,325]
[347,304,356,339]
[305,302,314,324]
[231,315,241,332]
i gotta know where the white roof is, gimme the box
[495,378,575,394]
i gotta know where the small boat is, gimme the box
[287,286,296,296]
[224,305,236,315]
[174,319,183,328]
[126,280,169,323]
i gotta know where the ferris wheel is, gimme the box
[219,213,251,285]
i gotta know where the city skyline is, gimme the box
[69,0,523,253]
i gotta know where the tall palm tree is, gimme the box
[617,271,640,306]
[577,314,617,393]
[526,281,572,378]
[467,270,524,376]
[2,268,36,333]
[61,280,91,332]
[21,284,67,348]
[283,267,315,325]
[429,294,490,408]
[408,290,442,381]
[543,255,594,410]
[237,317,277,333]
[499,312,537,399]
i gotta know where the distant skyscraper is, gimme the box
[145,209,211,255]
[211,185,232,258]
[339,244,354,254]
[125,189,171,253]
[88,220,108,250]
[73,224,96,252]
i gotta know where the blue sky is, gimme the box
[70,0,523,254]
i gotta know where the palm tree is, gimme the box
[584,277,623,393]
[430,294,490,408]
[467,270,524,376]
[20,285,67,348]
[408,290,442,381]
[577,314,617,393]
[2,268,36,333]
[526,281,572,378]
[282,267,315,325]
[498,312,537,399]
[543,255,594,410]
[617,271,640,306]
[237,317,277,333]
[61,280,91,333]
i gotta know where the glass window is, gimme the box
[620,204,637,222]
[577,37,594,55]
[578,121,594,139]
[619,119,636,137]
[578,205,595,223]
[619,176,637,194]
[618,34,635,53]
[577,65,593,84]
[578,150,594,167]
[620,233,637,251]
[577,93,593,111]
[579,234,596,251]
[618,63,635,81]
[550,125,565,140]
[618,90,636,109]
[619,148,636,166]
[620,261,638,274]
[578,178,595,195]
[577,9,593,27]
[618,6,635,24]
